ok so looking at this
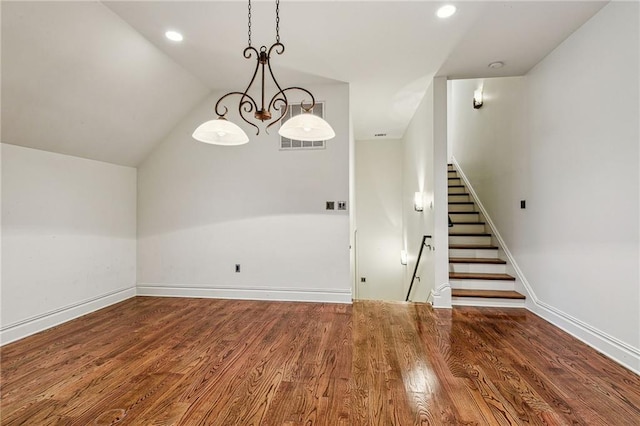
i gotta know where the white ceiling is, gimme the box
[1,1,606,166]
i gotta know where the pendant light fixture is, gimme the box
[193,0,335,145]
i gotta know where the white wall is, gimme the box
[1,144,137,344]
[449,76,527,247]
[401,78,450,305]
[354,139,404,300]
[450,2,639,372]
[137,84,352,303]
[401,84,435,302]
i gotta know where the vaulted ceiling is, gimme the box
[1,1,606,166]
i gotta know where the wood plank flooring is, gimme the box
[1,297,639,425]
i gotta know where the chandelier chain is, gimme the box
[275,0,280,43]
[247,0,252,47]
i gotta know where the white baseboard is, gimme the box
[528,300,640,375]
[136,284,353,304]
[0,286,136,346]
[451,156,640,375]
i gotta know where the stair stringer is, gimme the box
[450,157,640,375]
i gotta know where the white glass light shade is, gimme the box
[278,112,336,142]
[473,89,483,109]
[192,118,249,146]
[414,192,424,212]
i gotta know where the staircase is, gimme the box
[447,164,526,307]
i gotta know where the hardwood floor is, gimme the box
[1,297,639,425]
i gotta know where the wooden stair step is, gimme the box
[450,221,486,225]
[449,244,499,250]
[449,257,506,264]
[448,185,465,188]
[450,272,515,281]
[452,289,525,299]
[449,201,475,205]
[449,233,491,237]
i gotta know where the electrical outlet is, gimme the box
[337,201,347,210]
[235,264,241,273]
[520,200,526,209]
[326,201,335,210]
[360,277,366,283]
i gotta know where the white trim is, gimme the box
[529,300,640,375]
[0,286,136,346]
[452,297,526,308]
[136,284,353,304]
[430,283,452,308]
[451,156,640,375]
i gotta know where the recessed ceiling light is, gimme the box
[436,5,457,19]
[488,61,505,69]
[165,30,183,42]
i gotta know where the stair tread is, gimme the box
[449,244,499,250]
[448,201,475,205]
[449,257,506,264]
[449,232,491,237]
[450,272,515,281]
[450,221,486,225]
[452,289,525,299]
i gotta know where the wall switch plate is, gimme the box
[337,201,347,210]
[326,201,335,210]
[235,264,241,273]
[520,200,526,209]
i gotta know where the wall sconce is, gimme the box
[414,192,424,212]
[400,250,408,265]
[473,88,483,109]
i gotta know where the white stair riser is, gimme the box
[447,172,458,178]
[450,279,515,291]
[448,194,470,203]
[448,203,475,212]
[449,248,499,258]
[448,186,466,194]
[449,235,492,245]
[452,297,525,308]
[449,223,485,233]
[449,212,480,222]
[448,178,462,185]
[449,263,507,274]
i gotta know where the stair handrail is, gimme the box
[405,235,432,302]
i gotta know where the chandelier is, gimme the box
[193,0,336,146]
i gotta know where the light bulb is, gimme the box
[436,5,457,18]
[165,31,183,42]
